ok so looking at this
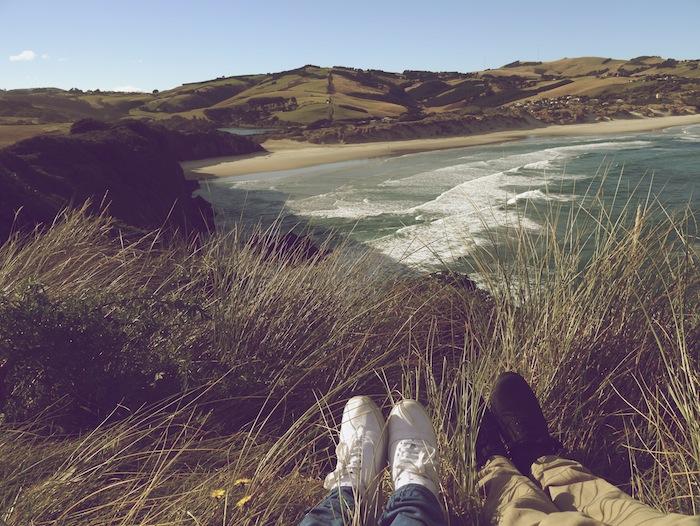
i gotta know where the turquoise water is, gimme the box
[199,124,700,272]
[219,127,276,136]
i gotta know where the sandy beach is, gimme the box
[182,114,700,179]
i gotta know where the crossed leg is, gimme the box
[480,455,606,526]
[532,456,700,526]
[480,455,700,526]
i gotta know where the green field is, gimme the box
[1,56,698,141]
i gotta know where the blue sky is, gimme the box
[2,0,699,91]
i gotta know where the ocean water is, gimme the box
[198,124,700,272]
[219,127,276,136]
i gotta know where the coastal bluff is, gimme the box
[0,120,264,242]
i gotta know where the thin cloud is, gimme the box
[41,53,50,60]
[112,85,146,93]
[9,50,37,62]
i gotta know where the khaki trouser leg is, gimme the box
[531,456,700,526]
[479,455,605,526]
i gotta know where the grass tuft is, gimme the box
[0,179,697,524]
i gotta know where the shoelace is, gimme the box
[324,426,367,490]
[393,439,437,480]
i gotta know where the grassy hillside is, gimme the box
[0,182,697,524]
[2,56,697,141]
[0,123,70,147]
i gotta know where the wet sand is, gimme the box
[182,114,700,179]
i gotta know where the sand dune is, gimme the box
[183,114,700,179]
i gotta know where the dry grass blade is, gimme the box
[0,174,698,524]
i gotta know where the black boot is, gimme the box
[475,398,507,469]
[489,372,561,474]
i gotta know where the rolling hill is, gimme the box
[1,56,698,144]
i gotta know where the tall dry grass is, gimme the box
[0,186,697,525]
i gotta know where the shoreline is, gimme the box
[182,114,700,179]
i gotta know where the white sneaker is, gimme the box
[323,396,387,492]
[387,399,440,497]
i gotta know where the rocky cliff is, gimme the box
[0,120,264,242]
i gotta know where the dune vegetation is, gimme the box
[0,175,697,525]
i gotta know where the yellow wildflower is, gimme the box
[236,495,252,508]
[234,478,252,486]
[210,488,226,499]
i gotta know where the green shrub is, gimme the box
[0,283,207,428]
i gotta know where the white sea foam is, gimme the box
[367,165,557,267]
[523,160,554,170]
[550,140,652,153]
[405,164,576,217]
[680,125,700,135]
[363,141,633,267]
[369,204,542,268]
[287,141,602,261]
[505,189,571,206]
[378,140,650,192]
[287,192,415,219]
[274,138,653,267]
[379,150,565,189]
[664,125,700,142]
[678,134,700,143]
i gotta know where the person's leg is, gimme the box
[378,399,446,526]
[480,455,606,526]
[488,372,699,526]
[378,484,445,526]
[298,396,387,526]
[488,372,562,475]
[482,374,612,525]
[474,400,588,526]
[299,487,355,526]
[532,456,700,526]
[479,454,561,525]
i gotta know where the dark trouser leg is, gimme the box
[378,484,445,526]
[298,487,355,526]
